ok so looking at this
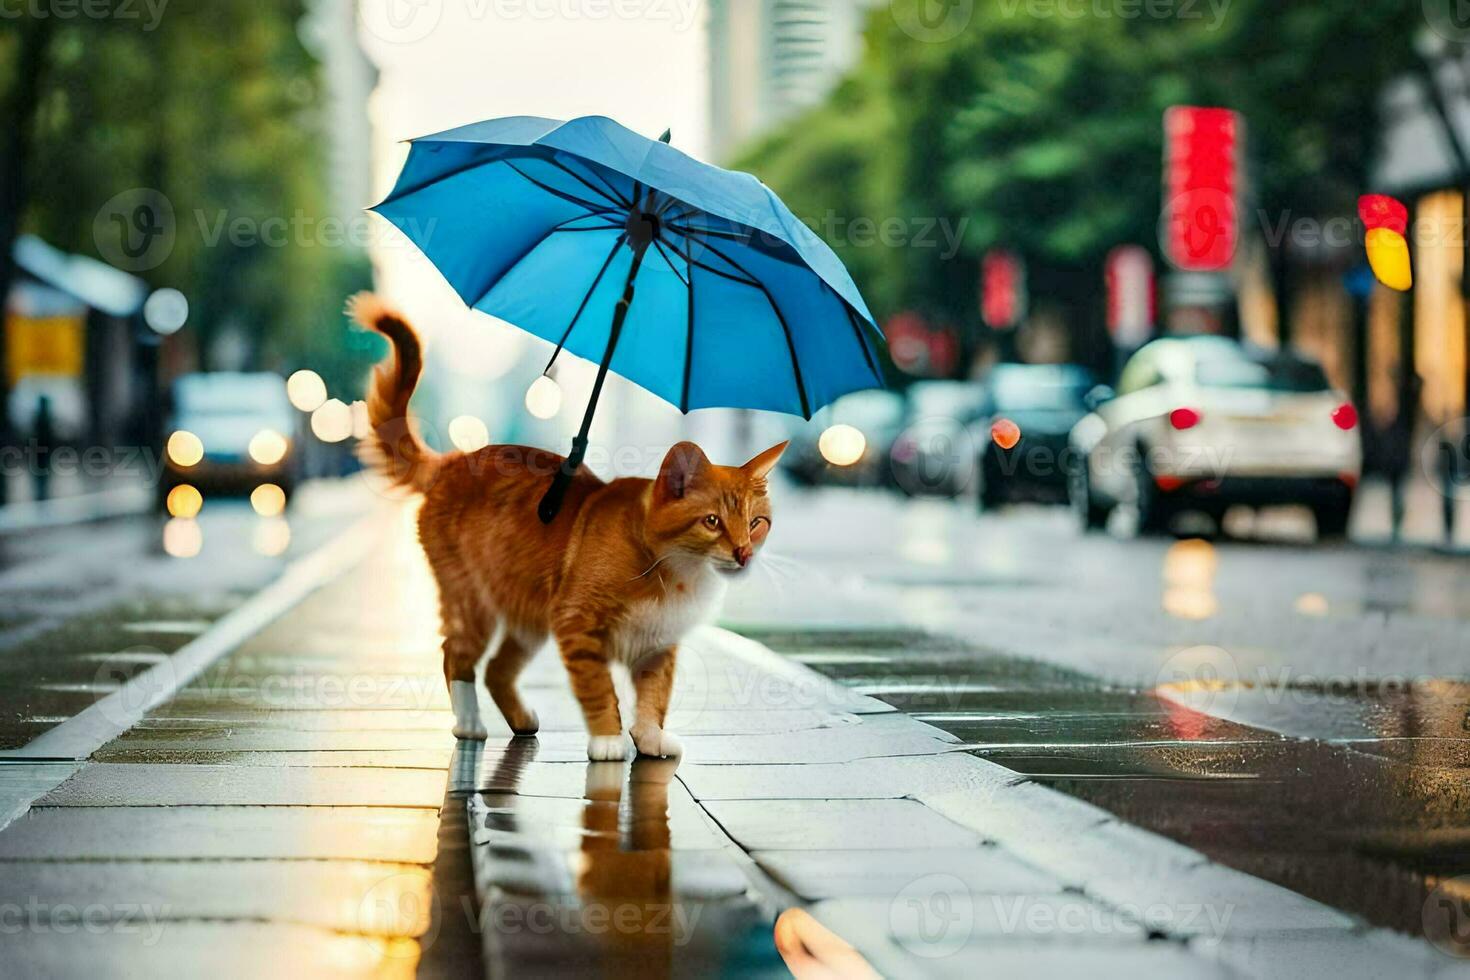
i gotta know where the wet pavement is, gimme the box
[0,479,371,750]
[723,487,1470,968]
[0,485,1467,977]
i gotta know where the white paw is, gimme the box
[631,724,683,759]
[587,735,629,761]
[451,681,486,740]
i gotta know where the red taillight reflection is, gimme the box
[1169,407,1202,430]
[1331,403,1358,430]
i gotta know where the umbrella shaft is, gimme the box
[539,238,651,524]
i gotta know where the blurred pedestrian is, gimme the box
[32,394,54,503]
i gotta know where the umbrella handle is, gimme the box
[537,436,587,525]
[538,235,651,525]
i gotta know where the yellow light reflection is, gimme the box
[162,517,202,558]
[1162,538,1219,620]
[818,424,866,466]
[165,484,203,519]
[250,483,287,517]
[166,430,203,467]
[252,517,291,557]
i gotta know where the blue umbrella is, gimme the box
[371,114,885,522]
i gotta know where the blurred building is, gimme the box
[5,235,147,455]
[707,0,875,161]
[302,0,379,219]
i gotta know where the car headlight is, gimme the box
[167,430,204,467]
[818,424,866,466]
[248,429,290,466]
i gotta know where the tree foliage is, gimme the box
[2,0,374,391]
[736,0,1422,352]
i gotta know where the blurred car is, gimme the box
[1067,337,1361,537]
[782,389,906,487]
[160,372,299,508]
[969,363,1097,510]
[890,379,989,497]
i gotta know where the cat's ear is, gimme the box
[656,441,710,502]
[742,441,789,480]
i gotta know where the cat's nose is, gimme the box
[733,545,753,567]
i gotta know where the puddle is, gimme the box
[749,625,1470,945]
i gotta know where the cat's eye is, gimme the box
[750,517,768,530]
[703,514,721,530]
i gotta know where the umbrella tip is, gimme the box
[658,128,672,144]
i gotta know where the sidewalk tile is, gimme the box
[703,799,981,850]
[2,921,420,980]
[0,859,433,937]
[38,763,446,808]
[0,805,439,862]
[754,847,1060,899]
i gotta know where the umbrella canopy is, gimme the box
[371,114,886,520]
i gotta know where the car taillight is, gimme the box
[1169,407,1202,431]
[1331,403,1358,430]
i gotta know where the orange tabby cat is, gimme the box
[349,293,786,760]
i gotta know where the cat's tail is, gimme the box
[347,292,439,493]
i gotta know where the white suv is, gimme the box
[1068,337,1362,537]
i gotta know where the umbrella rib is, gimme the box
[546,157,631,209]
[695,239,813,419]
[659,237,760,288]
[472,217,620,312]
[843,301,882,384]
[667,223,756,245]
[503,159,616,215]
[653,240,690,287]
[682,250,695,413]
[544,233,628,373]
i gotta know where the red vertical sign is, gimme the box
[1105,245,1155,348]
[981,249,1025,329]
[1163,106,1241,271]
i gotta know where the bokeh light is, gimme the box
[448,415,490,452]
[143,288,189,335]
[250,483,287,517]
[311,398,353,443]
[818,424,866,466]
[248,429,289,465]
[286,369,328,413]
[162,517,202,558]
[525,374,562,419]
[165,484,203,519]
[990,418,1021,450]
[167,430,204,467]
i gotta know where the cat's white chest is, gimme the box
[613,568,726,663]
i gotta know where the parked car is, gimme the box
[969,363,1097,510]
[1067,337,1361,537]
[160,372,299,508]
[890,380,989,497]
[781,389,906,488]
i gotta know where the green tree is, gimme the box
[737,0,1423,363]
